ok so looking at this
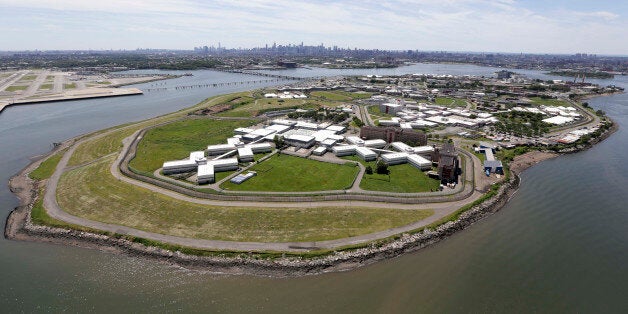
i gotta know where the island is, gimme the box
[5,71,620,277]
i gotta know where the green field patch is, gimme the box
[368,105,395,118]
[360,163,440,193]
[5,85,28,92]
[64,83,77,89]
[18,74,37,82]
[435,97,467,108]
[57,157,433,242]
[219,98,305,117]
[529,97,570,107]
[39,83,53,90]
[221,154,359,192]
[29,149,66,180]
[129,118,256,173]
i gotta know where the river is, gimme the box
[0,64,626,312]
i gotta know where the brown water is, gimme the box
[1,65,626,313]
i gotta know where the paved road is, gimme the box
[42,123,485,252]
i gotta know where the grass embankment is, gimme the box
[529,97,570,107]
[68,127,138,166]
[129,118,256,173]
[29,150,66,180]
[435,97,467,108]
[221,154,359,192]
[219,98,306,117]
[57,156,433,242]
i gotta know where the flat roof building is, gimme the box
[237,147,254,162]
[197,164,215,184]
[407,154,432,170]
[332,145,357,157]
[382,152,409,165]
[312,146,327,156]
[162,159,198,174]
[364,139,387,149]
[283,134,316,148]
[356,147,377,161]
[206,144,236,155]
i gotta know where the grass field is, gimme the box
[29,150,66,180]
[368,105,395,119]
[57,156,433,242]
[129,118,256,173]
[341,156,439,193]
[39,83,53,90]
[5,85,28,92]
[68,127,139,166]
[64,83,76,89]
[221,154,359,192]
[18,74,37,82]
[435,97,467,108]
[219,98,305,117]
[529,97,570,107]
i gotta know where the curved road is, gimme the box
[42,125,487,252]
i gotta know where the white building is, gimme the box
[283,134,316,148]
[407,154,432,170]
[206,144,236,155]
[382,152,409,165]
[333,145,357,157]
[356,147,377,161]
[237,147,254,162]
[197,164,215,184]
[364,139,387,149]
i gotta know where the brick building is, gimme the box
[437,143,459,183]
[359,126,427,146]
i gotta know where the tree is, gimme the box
[273,135,284,149]
[365,165,373,175]
[376,161,389,174]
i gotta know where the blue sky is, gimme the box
[0,0,626,54]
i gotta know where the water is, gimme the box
[1,65,627,312]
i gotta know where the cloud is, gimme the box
[0,0,626,54]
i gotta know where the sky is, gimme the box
[0,0,626,54]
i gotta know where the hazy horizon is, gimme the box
[1,0,626,54]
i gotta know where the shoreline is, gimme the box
[3,85,619,276]
[5,121,616,277]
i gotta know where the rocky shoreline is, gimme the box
[3,118,618,277]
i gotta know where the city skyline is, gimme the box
[1,0,627,54]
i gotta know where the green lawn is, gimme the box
[129,118,256,173]
[367,105,395,118]
[5,85,28,92]
[360,163,440,193]
[39,83,53,90]
[435,97,467,108]
[18,74,37,82]
[57,156,433,242]
[219,98,305,117]
[529,97,570,107]
[68,127,139,166]
[29,150,66,180]
[311,91,352,101]
[221,154,359,192]
[64,83,77,89]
